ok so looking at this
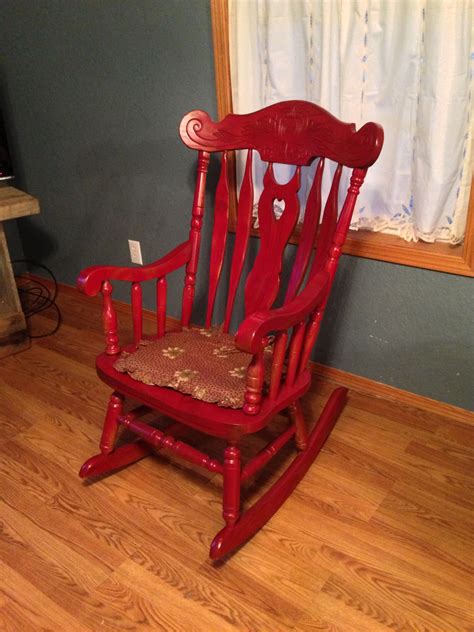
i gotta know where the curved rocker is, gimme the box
[79,440,152,479]
[210,387,348,559]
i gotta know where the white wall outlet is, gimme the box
[128,239,143,265]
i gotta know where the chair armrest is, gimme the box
[77,241,192,297]
[235,270,329,354]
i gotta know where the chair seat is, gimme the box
[113,327,270,409]
[96,346,311,438]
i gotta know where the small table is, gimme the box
[0,186,40,357]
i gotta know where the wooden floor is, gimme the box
[0,284,473,631]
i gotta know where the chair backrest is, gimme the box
[179,100,383,331]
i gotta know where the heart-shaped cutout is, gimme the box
[273,198,285,220]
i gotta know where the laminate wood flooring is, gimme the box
[0,284,472,631]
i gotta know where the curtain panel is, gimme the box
[229,0,473,243]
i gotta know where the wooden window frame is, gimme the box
[210,0,474,277]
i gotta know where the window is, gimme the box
[211,0,474,276]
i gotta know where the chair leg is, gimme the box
[100,392,123,455]
[79,392,152,479]
[210,387,348,560]
[222,442,241,527]
[288,399,308,450]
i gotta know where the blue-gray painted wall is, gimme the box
[1,1,472,411]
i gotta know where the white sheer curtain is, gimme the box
[229,0,473,243]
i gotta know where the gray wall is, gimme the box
[1,1,472,411]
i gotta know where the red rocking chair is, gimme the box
[78,101,383,559]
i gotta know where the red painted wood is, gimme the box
[121,415,223,474]
[243,351,265,415]
[99,392,123,455]
[223,443,241,526]
[335,168,367,247]
[311,164,342,275]
[79,101,383,558]
[235,270,329,354]
[159,435,222,474]
[182,151,210,327]
[119,405,151,423]
[287,400,308,450]
[286,321,306,386]
[210,387,348,559]
[244,164,301,317]
[223,149,253,332]
[298,167,366,373]
[298,307,324,372]
[285,157,325,304]
[101,281,120,355]
[325,169,367,291]
[79,441,152,479]
[241,424,295,482]
[81,418,188,479]
[180,102,383,168]
[206,151,230,328]
[156,277,167,338]
[78,241,191,297]
[269,331,288,400]
[96,348,312,438]
[131,282,143,348]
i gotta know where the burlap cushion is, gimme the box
[114,327,270,409]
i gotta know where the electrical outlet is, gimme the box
[128,239,143,265]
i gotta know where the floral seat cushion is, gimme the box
[114,327,270,409]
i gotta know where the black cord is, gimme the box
[11,259,62,338]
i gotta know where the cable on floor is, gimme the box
[11,259,62,338]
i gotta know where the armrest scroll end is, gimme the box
[77,267,103,297]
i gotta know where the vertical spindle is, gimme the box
[269,332,288,400]
[286,321,306,385]
[326,168,366,282]
[131,282,142,348]
[157,277,167,338]
[182,150,210,326]
[101,280,120,355]
[285,157,324,303]
[298,308,325,372]
[223,149,253,332]
[311,164,342,275]
[206,151,229,328]
[243,351,265,415]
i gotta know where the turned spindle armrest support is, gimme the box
[235,271,329,355]
[77,241,192,297]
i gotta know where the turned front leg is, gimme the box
[288,400,308,450]
[100,392,124,455]
[223,442,241,527]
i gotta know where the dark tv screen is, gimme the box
[0,112,13,180]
